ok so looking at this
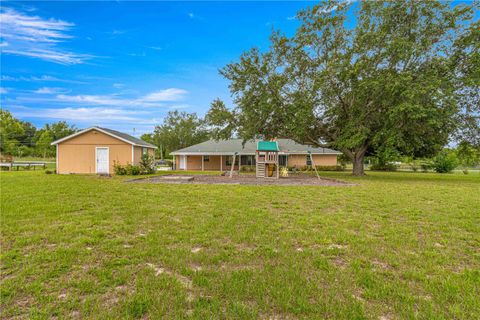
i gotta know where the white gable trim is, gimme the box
[50,127,156,148]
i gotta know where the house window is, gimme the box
[306,154,312,166]
[240,155,255,166]
[142,147,148,155]
[225,156,238,166]
[204,155,209,162]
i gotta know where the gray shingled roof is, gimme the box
[171,139,341,155]
[96,127,157,148]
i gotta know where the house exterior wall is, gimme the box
[186,155,202,170]
[132,146,155,165]
[203,155,221,171]
[287,154,337,168]
[57,129,132,174]
[312,154,337,166]
[173,153,337,170]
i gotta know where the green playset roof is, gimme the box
[257,141,279,151]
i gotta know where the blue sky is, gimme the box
[1,1,314,136]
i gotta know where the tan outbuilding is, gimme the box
[51,127,156,174]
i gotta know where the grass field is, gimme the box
[1,171,479,319]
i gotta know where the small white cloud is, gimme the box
[56,94,133,106]
[127,52,146,57]
[287,16,296,21]
[141,88,188,102]
[113,83,125,89]
[2,48,91,65]
[109,29,126,36]
[188,12,195,19]
[1,74,86,84]
[147,46,162,51]
[34,87,68,94]
[0,88,8,94]
[0,41,8,47]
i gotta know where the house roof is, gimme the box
[50,126,157,148]
[171,139,341,155]
[257,141,279,151]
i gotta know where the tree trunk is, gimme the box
[352,153,365,176]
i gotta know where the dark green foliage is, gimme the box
[370,163,398,172]
[432,151,458,173]
[150,110,210,158]
[301,165,345,172]
[211,1,478,176]
[239,165,255,173]
[0,110,77,158]
[125,164,141,176]
[139,154,155,174]
[113,161,128,175]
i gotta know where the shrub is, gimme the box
[113,161,127,175]
[125,164,141,175]
[420,163,431,172]
[370,162,398,171]
[44,169,55,174]
[315,165,344,171]
[139,154,155,174]
[240,165,255,172]
[432,151,458,173]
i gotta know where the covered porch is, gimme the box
[175,154,261,171]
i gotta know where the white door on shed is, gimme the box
[179,155,186,170]
[96,147,109,174]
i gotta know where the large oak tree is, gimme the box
[209,0,478,175]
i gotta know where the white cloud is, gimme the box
[0,42,8,47]
[1,74,86,84]
[0,7,90,64]
[12,106,153,122]
[113,83,125,89]
[53,88,188,107]
[141,88,187,102]
[147,46,162,51]
[34,87,68,94]
[188,13,195,19]
[56,94,139,106]
[2,48,90,65]
[0,88,8,94]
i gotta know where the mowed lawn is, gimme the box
[1,171,479,319]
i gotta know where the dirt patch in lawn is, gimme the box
[126,173,354,186]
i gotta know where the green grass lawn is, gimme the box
[1,171,479,319]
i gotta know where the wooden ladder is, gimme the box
[256,163,265,178]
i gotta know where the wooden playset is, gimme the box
[255,141,279,179]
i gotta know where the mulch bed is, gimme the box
[126,173,354,186]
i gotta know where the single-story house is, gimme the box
[171,139,342,171]
[51,126,156,174]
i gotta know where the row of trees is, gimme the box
[0,110,77,158]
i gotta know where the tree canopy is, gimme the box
[208,0,479,175]
[149,110,210,158]
[0,110,77,158]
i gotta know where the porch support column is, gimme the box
[220,155,223,172]
[238,155,241,173]
[202,155,204,171]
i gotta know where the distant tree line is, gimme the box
[0,110,77,159]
